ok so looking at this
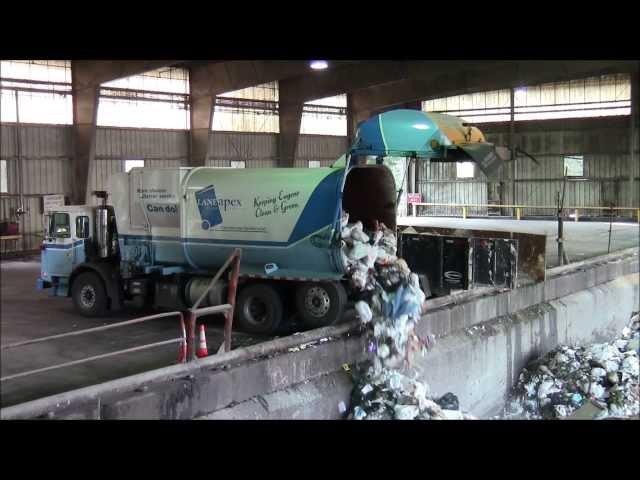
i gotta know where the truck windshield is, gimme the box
[49,213,70,238]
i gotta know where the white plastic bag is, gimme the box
[355,301,373,323]
[348,242,370,260]
[340,211,349,228]
[394,404,419,420]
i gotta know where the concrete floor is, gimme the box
[397,217,639,267]
[0,258,270,407]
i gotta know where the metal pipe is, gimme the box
[409,202,638,211]
[190,304,232,318]
[224,250,242,352]
[14,90,25,253]
[630,71,638,211]
[1,77,72,87]
[607,205,614,253]
[192,250,238,310]
[1,310,184,350]
[1,338,183,382]
[510,87,516,209]
[1,86,72,96]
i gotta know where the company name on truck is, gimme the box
[195,185,243,230]
[196,197,243,210]
[254,190,300,218]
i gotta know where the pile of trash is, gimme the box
[340,212,472,420]
[504,314,639,420]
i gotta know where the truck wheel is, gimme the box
[72,272,108,317]
[295,281,347,329]
[235,283,283,335]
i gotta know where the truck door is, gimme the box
[42,212,74,277]
[42,212,92,278]
[73,214,91,264]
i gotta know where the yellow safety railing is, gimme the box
[410,203,640,223]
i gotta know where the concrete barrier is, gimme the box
[2,248,638,420]
[415,273,639,418]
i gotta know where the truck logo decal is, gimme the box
[195,185,242,230]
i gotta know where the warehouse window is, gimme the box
[124,159,145,172]
[0,60,73,125]
[213,82,279,133]
[0,160,7,192]
[300,94,347,136]
[98,67,190,129]
[49,213,70,238]
[308,160,321,168]
[563,155,584,177]
[456,162,475,178]
[422,74,631,123]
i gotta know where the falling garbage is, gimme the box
[503,313,640,420]
[339,211,470,420]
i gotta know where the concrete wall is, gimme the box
[2,248,637,420]
[417,274,639,417]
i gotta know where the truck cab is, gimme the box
[37,190,122,317]
[38,205,95,296]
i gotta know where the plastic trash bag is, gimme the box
[347,242,371,260]
[340,211,349,228]
[436,392,460,411]
[394,405,419,420]
[355,301,373,324]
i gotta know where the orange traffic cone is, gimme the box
[177,321,187,363]
[196,324,208,358]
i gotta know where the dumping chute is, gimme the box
[343,109,510,178]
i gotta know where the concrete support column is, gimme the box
[71,62,99,205]
[346,93,356,149]
[189,66,215,168]
[278,80,303,168]
[349,107,375,165]
[70,60,176,204]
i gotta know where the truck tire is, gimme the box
[295,281,347,329]
[235,283,283,335]
[71,272,108,317]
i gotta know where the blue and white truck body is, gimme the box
[36,110,508,333]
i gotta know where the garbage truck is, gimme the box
[37,109,508,334]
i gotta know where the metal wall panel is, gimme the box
[420,116,637,218]
[418,159,489,215]
[95,127,188,161]
[295,134,347,168]
[1,124,17,157]
[207,132,277,168]
[1,124,72,195]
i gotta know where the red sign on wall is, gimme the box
[407,193,422,204]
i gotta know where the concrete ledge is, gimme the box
[197,371,354,420]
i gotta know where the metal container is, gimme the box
[184,276,227,307]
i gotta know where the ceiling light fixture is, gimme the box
[310,60,328,70]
